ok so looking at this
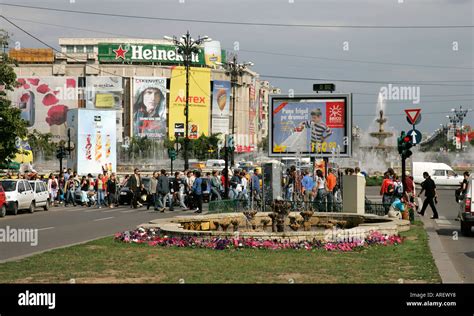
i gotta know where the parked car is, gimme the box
[118,177,151,205]
[0,179,35,215]
[412,162,461,186]
[28,180,50,211]
[0,184,7,217]
[460,176,474,236]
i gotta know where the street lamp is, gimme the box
[164,31,211,170]
[217,55,253,166]
[451,106,472,151]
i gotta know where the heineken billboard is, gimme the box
[98,43,206,65]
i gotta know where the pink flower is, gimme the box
[20,93,30,103]
[27,78,40,86]
[66,78,76,88]
[45,105,68,126]
[37,84,50,94]
[42,93,59,106]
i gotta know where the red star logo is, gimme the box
[113,45,128,60]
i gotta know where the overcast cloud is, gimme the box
[1,0,473,134]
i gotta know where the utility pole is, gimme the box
[164,31,211,170]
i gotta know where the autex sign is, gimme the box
[98,43,205,65]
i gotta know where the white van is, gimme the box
[205,159,226,169]
[412,162,461,186]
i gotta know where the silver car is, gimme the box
[29,180,51,211]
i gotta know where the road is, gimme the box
[367,185,474,283]
[0,203,195,262]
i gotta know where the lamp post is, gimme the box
[451,106,472,151]
[164,31,211,170]
[446,114,460,148]
[218,55,253,166]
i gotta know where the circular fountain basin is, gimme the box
[141,212,410,242]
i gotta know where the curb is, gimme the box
[418,215,463,284]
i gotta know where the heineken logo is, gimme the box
[99,43,204,65]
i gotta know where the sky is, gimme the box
[1,0,473,135]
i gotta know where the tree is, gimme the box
[27,129,56,160]
[0,30,28,163]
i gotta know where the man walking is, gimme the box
[418,172,439,219]
[192,171,204,213]
[326,168,337,211]
[210,170,222,201]
[129,168,142,209]
[157,169,173,212]
[301,170,315,210]
[148,171,159,211]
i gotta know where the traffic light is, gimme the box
[168,148,177,161]
[397,131,405,155]
[56,146,66,160]
[402,135,413,159]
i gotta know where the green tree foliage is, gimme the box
[0,30,28,163]
[27,129,56,160]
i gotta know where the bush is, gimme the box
[366,176,383,187]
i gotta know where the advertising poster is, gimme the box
[11,77,78,141]
[85,76,123,109]
[73,109,117,175]
[270,94,352,157]
[249,84,257,149]
[169,66,211,139]
[211,80,230,135]
[132,77,167,139]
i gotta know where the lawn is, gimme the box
[0,221,441,284]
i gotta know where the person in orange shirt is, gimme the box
[326,168,337,211]
[380,171,395,214]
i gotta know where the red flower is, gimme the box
[17,78,26,85]
[37,84,50,94]
[45,105,68,126]
[42,93,59,106]
[66,79,76,88]
[27,78,40,86]
[20,93,30,103]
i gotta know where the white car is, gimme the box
[0,179,35,215]
[28,180,51,211]
[412,162,461,186]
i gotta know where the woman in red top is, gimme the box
[380,172,394,214]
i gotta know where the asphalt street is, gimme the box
[367,185,474,283]
[0,203,194,262]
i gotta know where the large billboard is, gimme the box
[85,76,123,109]
[269,94,352,157]
[10,77,78,141]
[132,77,167,139]
[68,109,117,175]
[169,67,211,139]
[211,80,230,135]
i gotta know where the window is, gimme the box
[433,170,446,176]
[66,46,74,54]
[33,182,41,193]
[447,170,457,177]
[76,45,85,53]
[18,182,25,193]
[86,45,94,53]
[24,181,32,191]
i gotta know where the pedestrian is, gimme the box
[128,168,142,209]
[47,174,59,206]
[58,173,65,205]
[157,169,173,212]
[240,170,249,203]
[107,173,118,208]
[210,170,222,201]
[456,171,470,221]
[64,176,77,207]
[229,170,241,200]
[250,168,261,204]
[403,171,416,203]
[380,172,395,215]
[79,176,89,206]
[326,168,337,211]
[393,174,404,199]
[192,171,204,213]
[301,169,315,210]
[148,171,159,211]
[64,168,72,182]
[186,171,195,209]
[96,174,106,208]
[417,172,439,219]
[313,169,327,211]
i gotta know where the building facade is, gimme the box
[9,37,275,153]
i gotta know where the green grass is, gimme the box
[0,221,440,284]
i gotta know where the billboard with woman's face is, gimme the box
[132,77,167,139]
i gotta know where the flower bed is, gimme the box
[114,227,403,252]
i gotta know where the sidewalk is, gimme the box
[418,215,463,283]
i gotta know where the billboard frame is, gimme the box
[268,93,352,158]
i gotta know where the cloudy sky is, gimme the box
[1,0,473,134]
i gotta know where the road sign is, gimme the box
[225,134,234,148]
[407,129,422,145]
[174,123,185,137]
[405,109,421,125]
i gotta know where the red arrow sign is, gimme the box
[405,108,421,125]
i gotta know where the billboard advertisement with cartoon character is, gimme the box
[269,94,352,157]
